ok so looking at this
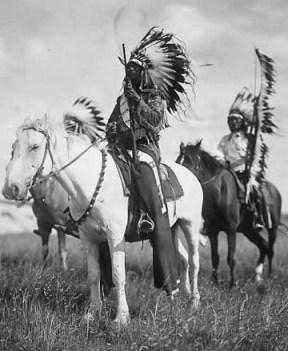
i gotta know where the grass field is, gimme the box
[1,221,288,351]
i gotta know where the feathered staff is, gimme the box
[244,48,276,200]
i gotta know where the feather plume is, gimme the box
[255,48,277,134]
[129,26,195,113]
[245,49,276,199]
[64,97,105,142]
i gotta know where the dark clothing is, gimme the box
[106,89,165,148]
[134,159,178,292]
[235,170,265,227]
[107,88,179,295]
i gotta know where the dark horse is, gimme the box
[176,140,282,286]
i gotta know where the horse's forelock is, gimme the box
[183,143,222,172]
[16,118,63,145]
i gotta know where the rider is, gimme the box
[106,27,194,296]
[217,87,265,229]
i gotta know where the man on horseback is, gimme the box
[106,27,195,296]
[217,87,265,230]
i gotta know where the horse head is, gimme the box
[177,140,204,179]
[2,118,57,201]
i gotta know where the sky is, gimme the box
[0,0,288,210]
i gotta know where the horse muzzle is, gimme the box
[2,181,29,201]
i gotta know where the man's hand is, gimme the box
[224,160,231,168]
[124,80,141,103]
[107,121,117,135]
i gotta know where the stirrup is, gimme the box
[255,222,264,230]
[254,216,265,231]
[137,212,155,236]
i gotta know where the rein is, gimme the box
[33,142,97,186]
[201,174,219,185]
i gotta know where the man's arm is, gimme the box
[136,91,164,131]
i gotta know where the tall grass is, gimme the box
[1,230,288,350]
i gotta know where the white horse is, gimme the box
[2,114,203,326]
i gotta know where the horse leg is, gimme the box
[242,228,268,282]
[179,219,200,308]
[172,223,191,296]
[107,234,130,326]
[83,241,102,322]
[208,231,219,285]
[34,226,50,269]
[267,227,277,276]
[57,229,68,271]
[226,230,237,288]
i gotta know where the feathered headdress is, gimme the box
[245,48,276,199]
[228,87,256,123]
[128,26,195,113]
[64,97,106,142]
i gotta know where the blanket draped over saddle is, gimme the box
[226,167,272,228]
[110,150,184,242]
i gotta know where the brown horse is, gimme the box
[176,140,282,286]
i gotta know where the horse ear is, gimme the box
[24,116,31,124]
[196,139,203,148]
[180,142,185,152]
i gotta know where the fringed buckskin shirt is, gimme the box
[217,131,248,172]
[107,89,165,149]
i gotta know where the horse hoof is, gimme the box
[112,313,130,328]
[83,304,101,323]
[256,283,266,295]
[83,311,95,323]
[212,273,218,286]
[188,296,200,311]
[199,234,208,247]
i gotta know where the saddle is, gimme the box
[110,150,184,242]
[225,167,246,202]
[226,167,272,228]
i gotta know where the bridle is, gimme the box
[24,127,108,229]
[180,149,218,186]
[30,131,54,188]
[29,128,103,188]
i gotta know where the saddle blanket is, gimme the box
[111,151,184,201]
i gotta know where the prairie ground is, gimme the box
[1,219,288,351]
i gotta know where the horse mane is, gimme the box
[64,97,106,142]
[17,116,61,141]
[185,142,223,173]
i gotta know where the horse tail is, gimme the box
[64,97,106,142]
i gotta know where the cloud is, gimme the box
[0,38,7,67]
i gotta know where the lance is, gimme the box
[122,43,137,165]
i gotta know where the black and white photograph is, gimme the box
[0,0,287,350]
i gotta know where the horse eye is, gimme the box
[30,144,39,152]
